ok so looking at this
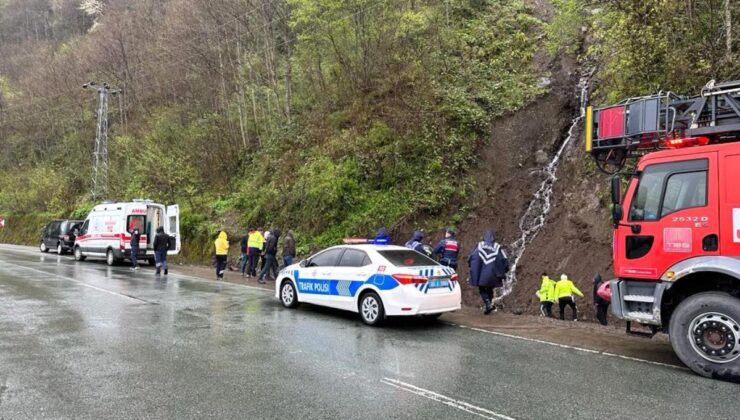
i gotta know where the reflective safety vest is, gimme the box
[247,231,265,249]
[537,276,556,302]
[555,278,584,299]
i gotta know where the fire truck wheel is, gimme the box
[669,291,740,383]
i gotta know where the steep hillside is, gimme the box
[0,0,547,262]
[442,0,740,318]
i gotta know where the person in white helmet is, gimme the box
[555,274,583,321]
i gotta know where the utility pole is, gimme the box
[83,82,121,200]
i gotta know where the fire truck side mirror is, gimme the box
[610,176,622,205]
[612,205,624,225]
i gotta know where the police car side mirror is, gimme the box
[299,259,308,268]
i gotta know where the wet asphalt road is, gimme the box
[0,245,738,419]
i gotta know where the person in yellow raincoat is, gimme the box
[214,230,229,280]
[536,273,556,318]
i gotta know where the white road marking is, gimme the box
[380,377,515,420]
[0,259,145,303]
[446,322,688,371]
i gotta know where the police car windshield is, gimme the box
[377,250,438,267]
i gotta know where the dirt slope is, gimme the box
[447,1,615,322]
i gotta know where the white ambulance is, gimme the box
[73,199,181,266]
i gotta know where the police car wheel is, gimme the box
[57,243,64,255]
[359,292,385,326]
[280,280,299,308]
[669,292,740,383]
[39,242,48,253]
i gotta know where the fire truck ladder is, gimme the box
[587,79,740,173]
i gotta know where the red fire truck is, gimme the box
[587,80,740,381]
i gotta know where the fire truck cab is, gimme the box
[589,80,740,381]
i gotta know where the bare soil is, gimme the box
[445,0,615,322]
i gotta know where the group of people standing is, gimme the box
[212,228,296,284]
[403,227,610,324]
[129,226,171,276]
[537,272,610,325]
[401,228,510,316]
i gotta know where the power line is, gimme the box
[83,81,121,200]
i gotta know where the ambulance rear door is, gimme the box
[166,204,181,255]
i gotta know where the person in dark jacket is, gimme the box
[404,231,427,255]
[433,228,460,269]
[258,228,281,284]
[152,226,170,276]
[283,230,296,268]
[593,273,609,326]
[130,227,141,271]
[468,230,509,315]
[372,227,391,245]
[239,231,249,277]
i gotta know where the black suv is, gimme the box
[40,220,83,255]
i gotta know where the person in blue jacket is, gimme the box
[468,230,509,315]
[372,227,391,245]
[404,230,427,254]
[433,228,459,269]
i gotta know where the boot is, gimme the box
[484,300,494,315]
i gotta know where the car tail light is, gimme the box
[450,273,459,281]
[119,238,125,250]
[392,274,428,285]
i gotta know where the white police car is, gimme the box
[275,244,461,325]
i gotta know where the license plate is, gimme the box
[427,279,450,289]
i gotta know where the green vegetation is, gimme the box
[0,0,545,258]
[589,0,738,101]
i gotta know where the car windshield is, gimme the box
[377,250,438,267]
